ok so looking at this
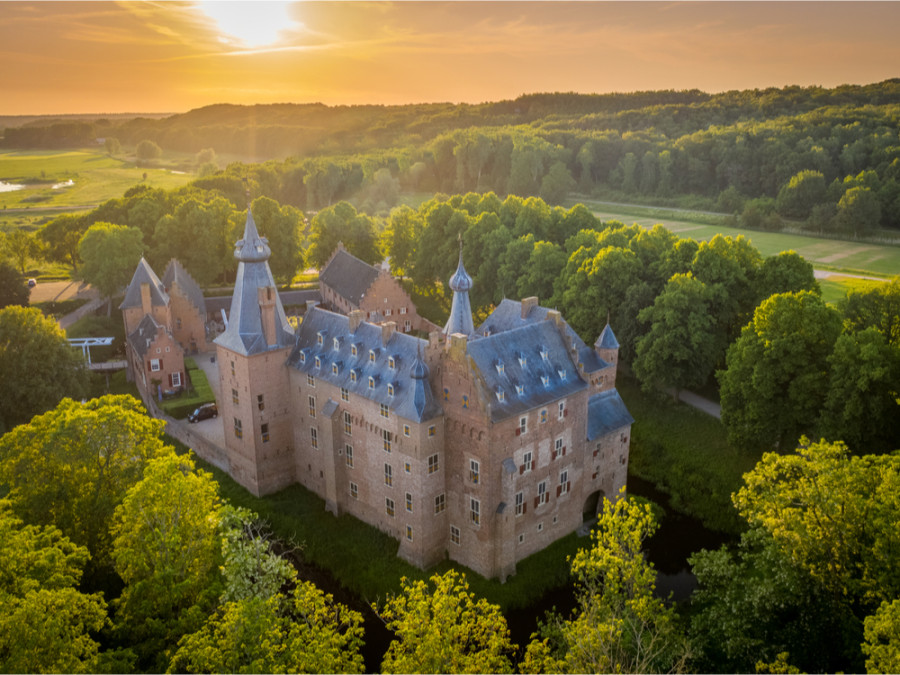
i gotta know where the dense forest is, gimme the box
[4,80,900,233]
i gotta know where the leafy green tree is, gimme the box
[836,186,881,235]
[756,250,819,302]
[0,395,170,575]
[382,205,422,279]
[776,169,827,219]
[1,228,43,275]
[540,161,576,205]
[718,292,841,450]
[818,328,900,453]
[0,306,88,432]
[195,147,216,167]
[111,453,224,671]
[104,137,121,155]
[517,240,567,303]
[307,201,381,269]
[839,278,900,346]
[250,196,304,282]
[39,213,89,272]
[376,569,516,674]
[78,222,144,315]
[863,600,900,674]
[135,139,162,163]
[0,261,29,308]
[634,273,719,399]
[0,502,108,674]
[523,493,690,674]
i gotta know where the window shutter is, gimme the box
[515,428,521,436]
[566,481,571,493]
[551,450,557,461]
[556,485,562,497]
[563,408,568,417]
[562,446,567,456]
[168,373,173,386]
[523,502,527,514]
[534,497,539,508]
[519,464,524,475]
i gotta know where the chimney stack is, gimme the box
[140,282,152,315]
[349,310,364,333]
[258,286,276,346]
[521,296,539,319]
[381,321,396,345]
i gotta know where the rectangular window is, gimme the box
[307,374,315,387]
[230,360,235,376]
[385,308,392,317]
[380,403,389,418]
[403,424,411,437]
[404,320,411,332]
[428,425,436,437]
[308,395,316,418]
[368,376,375,390]
[343,411,352,435]
[405,492,413,513]
[233,418,242,438]
[350,482,358,499]
[554,437,566,460]
[434,494,446,514]
[427,454,439,474]
[400,307,407,315]
[558,469,570,496]
[558,401,566,419]
[535,480,548,507]
[384,463,393,487]
[386,498,395,517]
[310,427,318,449]
[232,388,239,405]
[171,371,182,387]
[469,459,480,485]
[450,525,460,545]
[345,444,354,468]
[261,423,269,443]
[540,408,548,424]
[341,387,349,402]
[515,491,525,516]
[470,498,480,526]
[519,416,528,435]
[520,451,533,474]
[257,394,264,411]
[383,429,392,453]
[149,358,161,372]
[404,462,411,473]
[406,525,412,541]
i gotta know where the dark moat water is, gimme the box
[294,475,732,671]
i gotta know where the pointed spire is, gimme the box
[234,209,271,263]
[443,238,475,336]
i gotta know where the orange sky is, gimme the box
[2,1,899,115]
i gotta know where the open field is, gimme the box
[582,200,900,279]
[0,148,196,224]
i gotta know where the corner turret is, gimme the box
[443,245,475,338]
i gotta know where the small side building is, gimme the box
[126,314,185,398]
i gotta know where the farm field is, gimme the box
[584,201,900,279]
[0,148,195,223]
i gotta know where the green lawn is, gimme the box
[582,200,900,278]
[0,148,195,216]
[818,275,885,305]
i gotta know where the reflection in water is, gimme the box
[0,180,26,192]
[52,179,74,189]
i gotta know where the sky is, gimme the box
[1,1,899,115]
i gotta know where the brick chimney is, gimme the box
[381,321,396,345]
[349,309,364,333]
[140,282,152,315]
[521,296,539,319]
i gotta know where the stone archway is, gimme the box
[582,489,605,522]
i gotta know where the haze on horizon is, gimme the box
[2,1,899,116]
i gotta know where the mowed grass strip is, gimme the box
[585,202,900,278]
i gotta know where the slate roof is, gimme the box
[286,306,441,424]
[120,257,168,310]
[319,247,380,307]
[214,210,295,357]
[595,323,619,350]
[444,251,476,337]
[128,313,166,359]
[162,259,207,315]
[587,389,634,441]
[477,299,609,374]
[466,320,588,423]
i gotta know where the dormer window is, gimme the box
[369,349,376,363]
[541,375,550,387]
[368,376,375,390]
[332,362,340,375]
[496,362,505,375]
[316,332,324,346]
[314,356,321,368]
[387,383,395,397]
[299,351,306,364]
[540,347,549,361]
[496,388,505,402]
[351,344,358,357]
[388,355,396,369]
[516,384,524,396]
[518,353,527,368]
[350,369,358,383]
[333,337,340,350]
[558,369,567,380]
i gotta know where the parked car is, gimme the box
[27,278,37,288]
[188,403,217,423]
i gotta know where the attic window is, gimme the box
[387,383,395,397]
[518,353,527,368]
[332,362,340,375]
[351,344,358,357]
[388,355,396,369]
[317,332,324,346]
[558,369,567,381]
[369,349,376,363]
[496,388,505,402]
[350,369,358,383]
[483,329,491,337]
[541,375,550,387]
[333,337,340,350]
[496,362,505,375]
[540,347,549,361]
[368,376,375,390]
[299,351,306,363]
[314,356,321,368]
[516,384,524,396]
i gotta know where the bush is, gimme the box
[158,358,214,418]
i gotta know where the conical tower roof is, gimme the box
[443,248,475,337]
[119,257,168,309]
[595,322,619,350]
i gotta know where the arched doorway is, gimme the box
[582,489,605,522]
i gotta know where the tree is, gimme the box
[718,292,841,450]
[523,493,690,674]
[111,453,224,671]
[171,583,365,674]
[836,186,881,235]
[0,502,108,674]
[517,240,567,302]
[78,222,144,315]
[0,261,29,308]
[540,161,576,206]
[0,395,170,575]
[839,278,900,347]
[39,213,89,272]
[135,139,162,164]
[382,205,422,279]
[0,306,88,432]
[818,328,900,453]
[776,170,827,219]
[375,570,516,674]
[863,600,900,674]
[756,250,818,302]
[250,196,304,282]
[307,201,381,269]
[104,137,121,155]
[634,273,720,399]
[195,147,216,166]
[1,228,42,275]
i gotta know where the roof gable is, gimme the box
[163,259,207,314]
[587,389,634,440]
[128,313,168,358]
[120,258,168,310]
[319,248,380,306]
[287,307,441,423]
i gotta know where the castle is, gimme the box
[126,209,633,581]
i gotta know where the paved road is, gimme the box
[663,388,722,419]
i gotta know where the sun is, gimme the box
[196,1,299,49]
